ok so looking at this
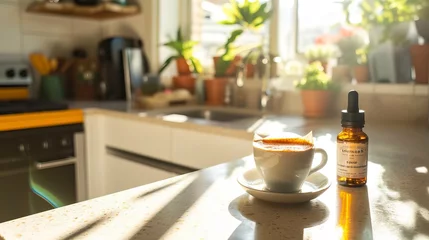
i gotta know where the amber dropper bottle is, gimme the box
[337,90,368,187]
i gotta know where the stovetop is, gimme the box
[0,100,69,115]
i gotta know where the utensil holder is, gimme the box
[40,74,65,101]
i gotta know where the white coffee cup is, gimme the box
[253,132,328,193]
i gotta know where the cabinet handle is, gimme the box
[35,158,76,170]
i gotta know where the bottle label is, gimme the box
[337,142,368,178]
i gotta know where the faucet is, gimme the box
[258,53,272,113]
[226,49,273,111]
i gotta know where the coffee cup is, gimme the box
[253,132,328,193]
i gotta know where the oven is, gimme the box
[0,124,86,223]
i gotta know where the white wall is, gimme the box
[0,0,155,70]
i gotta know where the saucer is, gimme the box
[237,168,331,204]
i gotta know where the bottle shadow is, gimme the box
[228,194,330,240]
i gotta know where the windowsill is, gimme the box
[270,78,428,97]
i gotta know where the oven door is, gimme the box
[0,139,31,223]
[28,132,84,213]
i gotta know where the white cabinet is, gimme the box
[171,129,252,169]
[104,116,172,161]
[85,113,252,199]
[86,114,175,199]
[103,152,177,195]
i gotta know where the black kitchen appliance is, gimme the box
[0,101,85,223]
[98,37,151,100]
[74,0,100,6]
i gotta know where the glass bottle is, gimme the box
[337,90,368,187]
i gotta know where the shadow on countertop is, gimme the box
[227,194,330,240]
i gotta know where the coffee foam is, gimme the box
[253,138,313,152]
[253,131,314,152]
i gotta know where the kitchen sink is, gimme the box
[164,109,262,122]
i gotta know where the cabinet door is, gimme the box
[171,129,252,169]
[104,116,172,161]
[104,153,177,195]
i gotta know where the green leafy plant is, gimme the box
[158,28,202,75]
[356,46,370,65]
[215,29,243,77]
[220,0,272,31]
[295,62,337,90]
[304,45,339,62]
[346,0,419,45]
[214,0,272,77]
[407,0,429,19]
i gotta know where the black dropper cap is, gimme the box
[341,90,365,127]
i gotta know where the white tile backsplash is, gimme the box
[21,14,73,36]
[22,34,75,58]
[0,3,21,54]
[0,1,145,59]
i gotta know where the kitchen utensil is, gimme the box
[29,53,51,75]
[60,59,75,73]
[49,58,58,73]
[237,168,331,204]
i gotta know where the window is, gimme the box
[190,0,271,67]
[182,0,428,86]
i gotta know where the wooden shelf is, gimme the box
[26,1,141,20]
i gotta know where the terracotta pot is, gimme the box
[172,75,196,94]
[353,65,370,83]
[213,56,241,77]
[246,63,255,78]
[410,44,429,84]
[205,78,227,106]
[301,90,333,118]
[176,57,191,76]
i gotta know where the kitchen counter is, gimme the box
[0,121,427,240]
[72,101,331,140]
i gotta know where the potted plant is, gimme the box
[205,30,243,106]
[329,26,368,83]
[295,61,338,118]
[158,28,202,93]
[353,46,370,83]
[304,44,338,73]
[205,0,272,105]
[346,0,419,83]
[214,0,272,77]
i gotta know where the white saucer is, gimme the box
[237,168,331,204]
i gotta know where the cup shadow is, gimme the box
[228,194,330,240]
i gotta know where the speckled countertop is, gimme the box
[0,118,428,240]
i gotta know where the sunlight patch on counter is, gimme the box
[415,166,428,174]
[84,174,199,240]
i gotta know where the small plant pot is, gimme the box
[172,75,196,94]
[353,65,370,83]
[176,57,192,76]
[410,44,429,84]
[246,63,255,78]
[300,90,333,118]
[213,56,241,77]
[205,78,227,106]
